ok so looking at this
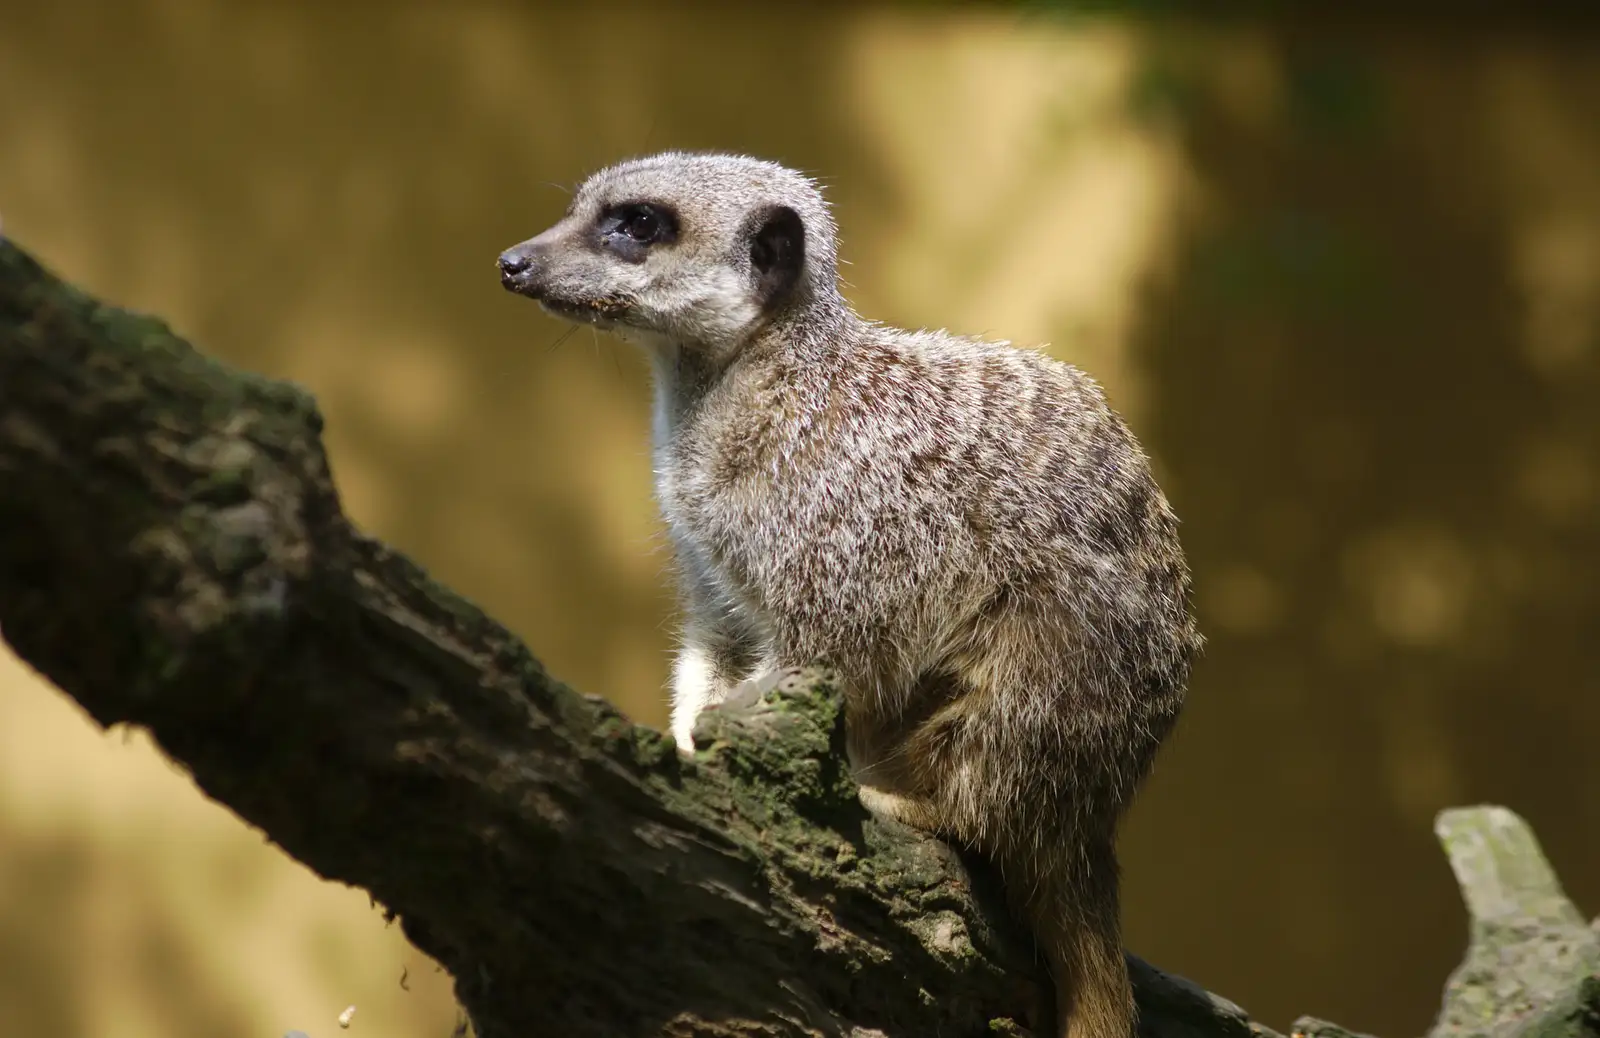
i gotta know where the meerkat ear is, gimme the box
[749,205,806,311]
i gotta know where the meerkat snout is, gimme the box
[497,243,537,289]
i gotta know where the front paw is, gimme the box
[691,665,840,754]
[680,670,787,751]
[724,668,791,710]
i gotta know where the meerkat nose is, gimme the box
[498,249,532,277]
[498,243,545,295]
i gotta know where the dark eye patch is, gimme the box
[596,201,679,262]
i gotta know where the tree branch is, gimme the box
[0,237,1592,1038]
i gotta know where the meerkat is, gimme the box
[498,152,1201,1038]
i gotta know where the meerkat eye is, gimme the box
[620,204,663,241]
[599,202,678,254]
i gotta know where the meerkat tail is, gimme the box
[1013,842,1135,1038]
[1048,915,1134,1038]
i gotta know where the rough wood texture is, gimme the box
[0,236,1593,1038]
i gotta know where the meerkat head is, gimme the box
[498,152,844,357]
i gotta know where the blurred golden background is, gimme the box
[2,2,1597,1037]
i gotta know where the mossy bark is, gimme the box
[1,237,1593,1038]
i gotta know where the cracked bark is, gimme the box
[1,237,1594,1038]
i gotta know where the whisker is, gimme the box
[544,324,580,354]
